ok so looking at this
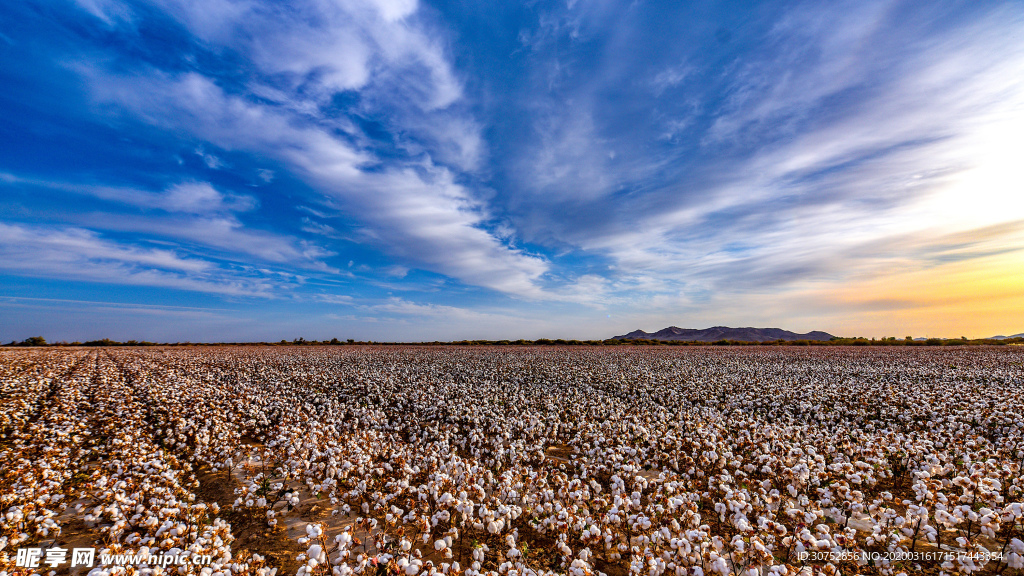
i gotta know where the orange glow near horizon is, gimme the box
[818,250,1024,339]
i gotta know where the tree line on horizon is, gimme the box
[4,335,1023,347]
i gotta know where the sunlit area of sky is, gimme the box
[1,0,1023,341]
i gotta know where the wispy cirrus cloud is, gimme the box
[70,0,133,26]
[502,0,1024,302]
[84,67,550,295]
[87,181,256,214]
[0,222,284,296]
[85,213,338,270]
[2,173,333,270]
[3,171,254,215]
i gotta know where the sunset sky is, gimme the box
[1,0,1023,342]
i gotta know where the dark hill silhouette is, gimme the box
[612,326,834,342]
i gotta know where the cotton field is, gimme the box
[1,346,1023,576]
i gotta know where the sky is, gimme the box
[1,0,1023,342]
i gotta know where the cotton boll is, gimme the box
[308,544,326,563]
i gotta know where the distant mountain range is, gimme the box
[989,333,1024,339]
[612,326,835,342]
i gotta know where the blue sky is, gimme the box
[2,0,1023,342]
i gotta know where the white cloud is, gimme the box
[652,64,691,96]
[85,213,337,270]
[6,175,257,214]
[86,181,257,214]
[0,296,230,317]
[71,0,133,25]
[0,222,281,296]
[2,173,334,269]
[301,217,343,239]
[367,0,417,22]
[195,146,225,169]
[143,0,458,109]
[86,70,549,295]
[0,223,206,272]
[314,294,355,305]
